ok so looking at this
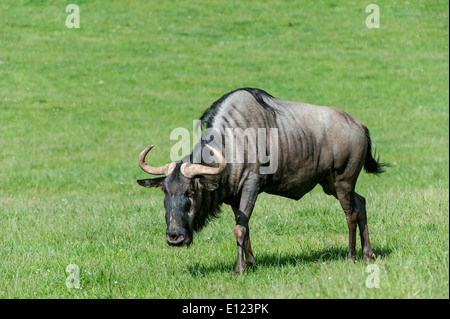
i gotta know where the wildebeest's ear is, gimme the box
[197,177,219,191]
[136,177,165,188]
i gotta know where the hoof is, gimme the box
[363,251,376,261]
[246,261,256,269]
[233,266,247,276]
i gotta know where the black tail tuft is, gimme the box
[364,127,388,175]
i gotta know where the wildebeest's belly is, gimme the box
[262,171,323,200]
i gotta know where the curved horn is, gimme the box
[180,145,227,178]
[138,145,175,176]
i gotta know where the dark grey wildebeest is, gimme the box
[137,88,386,275]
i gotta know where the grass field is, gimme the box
[0,0,448,298]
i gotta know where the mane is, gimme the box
[199,87,278,129]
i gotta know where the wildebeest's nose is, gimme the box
[166,230,185,246]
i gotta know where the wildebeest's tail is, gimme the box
[364,126,388,175]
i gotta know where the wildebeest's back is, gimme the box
[201,89,368,201]
[262,98,369,200]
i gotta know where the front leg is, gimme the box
[232,187,258,276]
[234,222,247,276]
[232,207,255,266]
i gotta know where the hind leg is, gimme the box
[321,175,358,261]
[321,173,374,261]
[335,182,359,262]
[354,192,375,260]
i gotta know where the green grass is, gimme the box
[0,0,448,298]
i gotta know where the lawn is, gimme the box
[0,0,448,298]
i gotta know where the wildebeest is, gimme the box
[137,88,386,275]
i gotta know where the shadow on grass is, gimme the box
[187,246,392,276]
